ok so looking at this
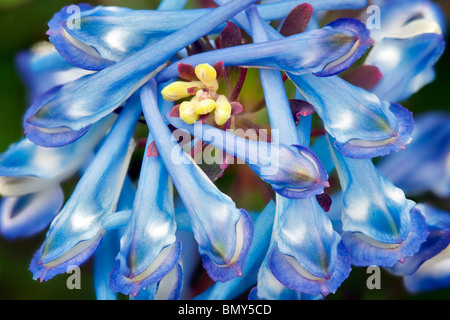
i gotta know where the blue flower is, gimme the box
[141,79,253,282]
[237,6,351,297]
[2,0,449,301]
[365,0,446,103]
[109,134,182,297]
[328,136,429,267]
[29,97,141,281]
[165,118,329,199]
[156,17,373,83]
[23,0,261,146]
[47,0,368,71]
[388,204,450,293]
[378,112,450,199]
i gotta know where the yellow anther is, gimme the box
[161,81,204,101]
[179,101,198,124]
[214,95,232,125]
[195,98,216,115]
[195,63,219,92]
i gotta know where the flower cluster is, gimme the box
[0,0,449,300]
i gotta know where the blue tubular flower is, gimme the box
[29,98,141,281]
[364,0,446,103]
[388,204,450,279]
[132,261,183,300]
[215,7,412,160]
[195,201,275,300]
[94,177,135,300]
[156,18,372,83]
[328,136,428,267]
[15,41,93,103]
[237,6,350,297]
[0,185,63,239]
[48,0,367,71]
[249,243,322,300]
[165,118,329,199]
[269,196,351,297]
[394,204,450,293]
[368,0,446,45]
[15,42,96,147]
[24,0,259,141]
[378,112,450,199]
[0,115,114,197]
[289,73,414,159]
[110,134,182,297]
[141,79,252,282]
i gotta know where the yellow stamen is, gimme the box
[195,98,216,115]
[179,101,198,124]
[195,63,219,92]
[161,81,204,101]
[214,95,232,125]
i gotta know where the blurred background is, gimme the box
[0,0,449,299]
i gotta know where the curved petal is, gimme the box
[0,115,115,196]
[269,241,350,297]
[111,241,182,297]
[0,185,64,239]
[196,201,275,300]
[15,41,94,103]
[342,208,428,267]
[366,33,445,103]
[270,196,351,296]
[388,204,450,277]
[329,137,429,267]
[289,73,414,159]
[377,112,450,198]
[110,135,181,297]
[313,18,373,77]
[132,261,183,300]
[248,243,322,300]
[29,101,140,281]
[368,0,446,43]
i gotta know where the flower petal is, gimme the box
[342,208,429,267]
[377,112,450,198]
[110,135,181,297]
[329,137,429,266]
[29,100,141,281]
[290,73,414,159]
[0,185,63,239]
[388,204,450,277]
[0,115,115,196]
[269,196,351,296]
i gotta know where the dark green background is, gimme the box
[0,0,449,300]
